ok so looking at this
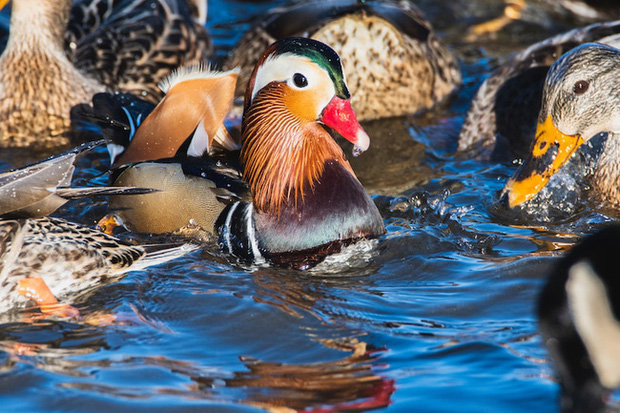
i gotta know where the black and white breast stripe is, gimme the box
[216,201,265,264]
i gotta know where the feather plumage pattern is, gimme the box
[0,0,210,147]
[0,216,197,313]
[227,0,460,121]
[242,82,351,216]
[87,37,383,267]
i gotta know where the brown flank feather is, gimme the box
[242,82,354,216]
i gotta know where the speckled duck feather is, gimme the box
[0,216,196,313]
[225,0,460,121]
[0,0,210,148]
[65,0,212,102]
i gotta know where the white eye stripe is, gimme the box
[252,54,324,101]
[250,53,337,119]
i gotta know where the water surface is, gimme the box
[0,1,617,412]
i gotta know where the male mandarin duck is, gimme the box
[0,0,210,148]
[500,42,620,211]
[458,20,620,159]
[89,37,385,267]
[225,0,461,121]
[0,143,195,317]
[538,226,620,412]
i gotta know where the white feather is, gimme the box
[158,64,240,94]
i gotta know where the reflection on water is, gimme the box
[195,341,393,412]
[2,0,620,412]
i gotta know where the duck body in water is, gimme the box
[0,0,210,148]
[86,38,385,268]
[539,226,620,412]
[500,42,620,214]
[226,0,461,121]
[0,141,195,316]
[458,20,620,160]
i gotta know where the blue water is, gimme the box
[0,1,617,412]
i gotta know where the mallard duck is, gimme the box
[0,139,154,217]
[538,226,620,412]
[88,37,385,268]
[0,0,210,148]
[458,20,620,159]
[225,0,461,121]
[500,42,620,210]
[0,216,196,316]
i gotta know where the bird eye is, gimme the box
[573,80,589,94]
[293,73,308,88]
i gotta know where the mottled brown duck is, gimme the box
[500,42,620,211]
[0,0,210,148]
[457,20,620,159]
[0,141,195,317]
[0,216,196,316]
[225,0,461,121]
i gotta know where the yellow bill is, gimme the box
[502,115,584,208]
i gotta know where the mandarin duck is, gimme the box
[0,0,210,148]
[538,226,620,412]
[75,64,243,235]
[458,20,620,159]
[87,37,386,268]
[225,0,461,121]
[500,42,620,212]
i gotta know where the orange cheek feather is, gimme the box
[284,87,319,122]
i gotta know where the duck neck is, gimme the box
[241,82,354,216]
[6,0,70,54]
[593,132,620,207]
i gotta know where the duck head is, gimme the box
[241,37,370,215]
[501,43,620,209]
[539,226,620,412]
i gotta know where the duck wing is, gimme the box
[72,92,156,166]
[0,140,156,218]
[0,140,103,217]
[66,0,207,44]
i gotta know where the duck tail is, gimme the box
[128,243,200,273]
[55,186,159,199]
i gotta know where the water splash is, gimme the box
[388,190,499,254]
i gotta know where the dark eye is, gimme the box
[293,73,308,88]
[573,80,589,94]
